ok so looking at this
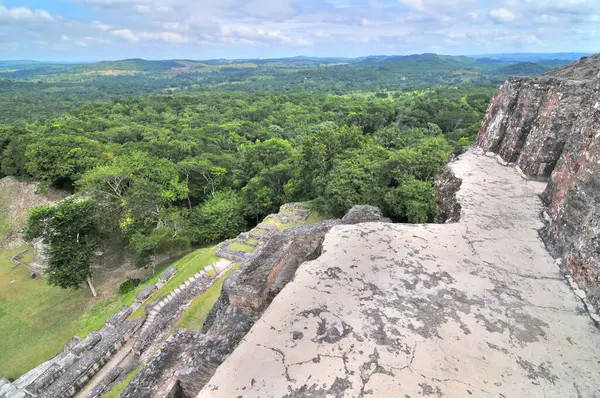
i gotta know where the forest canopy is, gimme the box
[2,85,494,290]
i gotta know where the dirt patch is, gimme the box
[0,177,67,248]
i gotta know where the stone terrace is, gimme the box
[200,148,600,397]
[215,203,312,263]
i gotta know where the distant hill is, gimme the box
[470,53,593,62]
[73,58,183,72]
[492,62,551,77]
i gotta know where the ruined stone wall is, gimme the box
[477,53,600,309]
[120,207,389,398]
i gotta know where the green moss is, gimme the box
[246,237,259,246]
[227,242,255,253]
[250,227,268,235]
[103,365,143,398]
[129,247,218,320]
[176,264,239,331]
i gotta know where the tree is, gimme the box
[190,190,246,243]
[322,144,391,216]
[24,197,100,295]
[178,158,227,207]
[241,181,275,223]
[384,179,437,223]
[25,135,105,188]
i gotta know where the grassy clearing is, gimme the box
[176,264,239,331]
[0,245,93,380]
[0,244,217,380]
[129,247,218,320]
[227,242,255,253]
[0,212,10,239]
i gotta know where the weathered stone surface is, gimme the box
[341,204,391,224]
[199,148,600,398]
[121,220,342,398]
[159,266,178,283]
[135,284,158,303]
[213,242,254,263]
[133,274,216,357]
[70,332,101,356]
[477,54,600,310]
[435,166,462,223]
[121,205,385,398]
[106,306,133,327]
[84,366,122,398]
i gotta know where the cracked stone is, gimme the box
[199,149,600,398]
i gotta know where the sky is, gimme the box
[0,0,598,61]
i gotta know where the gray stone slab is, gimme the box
[159,266,178,283]
[200,149,600,398]
[135,284,158,303]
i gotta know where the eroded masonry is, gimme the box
[3,55,600,398]
[199,148,600,397]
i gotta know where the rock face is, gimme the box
[477,54,600,309]
[198,148,600,398]
[120,207,389,398]
[434,166,462,223]
[341,204,391,224]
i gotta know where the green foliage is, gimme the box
[384,179,437,223]
[3,85,492,282]
[190,190,246,243]
[118,278,141,295]
[24,198,99,289]
[25,135,105,187]
[322,143,391,216]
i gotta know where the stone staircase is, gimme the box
[216,203,312,263]
[133,259,233,360]
[136,266,216,337]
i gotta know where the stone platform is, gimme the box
[199,148,600,397]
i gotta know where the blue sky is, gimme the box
[0,0,598,61]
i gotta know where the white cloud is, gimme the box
[399,0,425,11]
[0,5,55,22]
[1,0,598,59]
[163,22,189,32]
[467,11,478,20]
[158,32,188,43]
[93,21,113,31]
[112,28,188,43]
[111,29,139,42]
[489,8,517,23]
[133,5,152,14]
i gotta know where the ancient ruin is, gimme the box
[3,55,600,398]
[199,148,600,397]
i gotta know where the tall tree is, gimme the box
[24,197,100,295]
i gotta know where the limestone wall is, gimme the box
[120,206,389,398]
[477,54,600,311]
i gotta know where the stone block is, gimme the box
[159,266,178,283]
[136,284,158,303]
